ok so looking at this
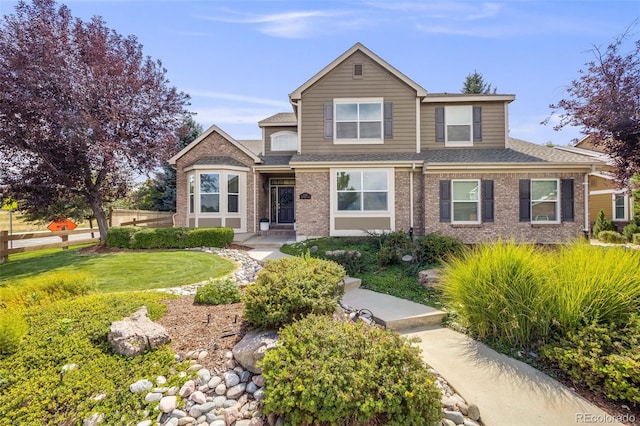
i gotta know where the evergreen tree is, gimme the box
[462,70,497,94]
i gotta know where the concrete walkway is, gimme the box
[234,234,625,426]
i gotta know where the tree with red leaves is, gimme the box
[547,30,640,186]
[0,0,190,241]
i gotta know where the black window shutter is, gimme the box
[482,180,494,222]
[440,180,451,222]
[435,107,445,142]
[561,179,574,222]
[473,106,482,142]
[519,179,531,222]
[324,103,333,139]
[383,102,393,139]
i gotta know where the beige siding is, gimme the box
[421,101,507,149]
[300,51,418,154]
[335,217,391,230]
[264,125,298,155]
[590,193,612,224]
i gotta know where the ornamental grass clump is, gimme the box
[259,315,442,426]
[544,242,640,332]
[440,240,551,348]
[243,255,345,329]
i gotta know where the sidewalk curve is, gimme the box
[403,326,625,426]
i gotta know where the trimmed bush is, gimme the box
[417,233,466,265]
[324,249,364,275]
[622,221,640,241]
[0,309,28,355]
[260,315,442,426]
[186,227,234,248]
[377,231,413,266]
[542,316,640,405]
[441,240,550,347]
[106,226,233,249]
[105,226,137,248]
[194,278,241,305]
[243,255,345,329]
[597,230,625,244]
[592,209,615,238]
[0,272,95,310]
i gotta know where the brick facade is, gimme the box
[423,172,587,244]
[174,132,257,231]
[294,170,330,238]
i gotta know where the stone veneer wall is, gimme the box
[294,170,330,238]
[174,132,257,231]
[423,172,587,244]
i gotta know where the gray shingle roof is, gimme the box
[258,112,296,126]
[187,156,248,168]
[236,140,262,156]
[260,155,294,166]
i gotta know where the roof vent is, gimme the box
[353,63,363,79]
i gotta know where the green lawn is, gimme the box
[0,245,235,292]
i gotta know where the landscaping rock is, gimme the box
[159,396,177,413]
[419,268,441,289]
[468,403,481,421]
[232,330,279,373]
[108,306,170,357]
[130,379,153,393]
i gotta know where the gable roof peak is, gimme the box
[289,42,427,100]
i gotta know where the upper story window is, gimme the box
[270,131,298,151]
[436,106,482,147]
[334,98,383,144]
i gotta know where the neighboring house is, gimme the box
[555,135,634,229]
[169,43,599,244]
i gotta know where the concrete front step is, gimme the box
[341,288,446,330]
[342,276,362,292]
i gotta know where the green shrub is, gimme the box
[243,255,345,329]
[107,226,233,249]
[541,316,640,405]
[186,227,234,248]
[194,278,241,305]
[105,226,137,248]
[260,315,442,426]
[324,249,364,275]
[0,309,28,355]
[592,209,615,238]
[0,272,95,309]
[376,231,414,266]
[622,221,640,241]
[545,242,640,332]
[633,233,640,244]
[441,240,550,348]
[597,230,625,244]
[417,233,466,265]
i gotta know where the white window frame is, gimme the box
[188,174,195,214]
[613,194,628,221]
[270,131,298,152]
[445,105,473,147]
[199,173,220,213]
[531,179,560,224]
[335,169,389,212]
[334,98,383,144]
[451,179,481,224]
[227,174,239,213]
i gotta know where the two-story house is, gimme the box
[169,43,598,244]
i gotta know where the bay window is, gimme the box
[200,173,220,213]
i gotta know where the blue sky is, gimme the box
[2,0,639,145]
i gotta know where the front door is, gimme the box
[277,186,295,224]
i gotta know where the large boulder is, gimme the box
[232,330,278,374]
[108,306,170,357]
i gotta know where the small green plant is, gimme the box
[376,231,413,266]
[597,230,625,244]
[243,255,345,329]
[541,316,640,405]
[0,309,28,355]
[633,233,640,244]
[323,249,364,275]
[416,233,466,265]
[260,315,442,426]
[622,221,640,241]
[194,278,241,305]
[592,209,615,238]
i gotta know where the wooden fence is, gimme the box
[0,228,100,263]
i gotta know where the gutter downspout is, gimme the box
[410,163,415,230]
[583,168,591,237]
[253,168,257,233]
